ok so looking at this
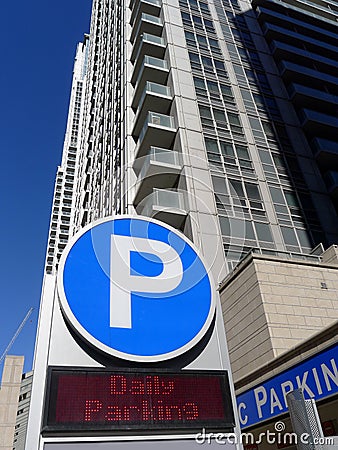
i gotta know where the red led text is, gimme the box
[83,375,199,423]
[110,375,174,395]
[52,371,229,429]
[84,399,199,422]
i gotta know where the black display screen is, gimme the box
[44,368,235,433]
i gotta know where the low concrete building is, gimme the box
[220,246,338,381]
[219,245,338,446]
[13,371,33,450]
[0,356,24,450]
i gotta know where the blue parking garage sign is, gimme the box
[237,344,338,428]
[57,216,216,362]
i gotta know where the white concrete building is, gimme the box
[0,356,24,450]
[13,371,33,450]
[45,35,89,275]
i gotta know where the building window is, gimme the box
[281,226,299,246]
[255,222,273,243]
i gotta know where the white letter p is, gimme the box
[110,235,183,329]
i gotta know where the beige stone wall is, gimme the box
[255,258,338,357]
[220,259,275,381]
[0,356,24,450]
[220,255,338,382]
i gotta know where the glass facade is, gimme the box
[51,0,338,274]
[176,0,338,268]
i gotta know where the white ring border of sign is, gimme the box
[57,215,217,362]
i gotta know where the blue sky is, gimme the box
[0,0,92,375]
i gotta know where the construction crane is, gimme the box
[0,307,34,365]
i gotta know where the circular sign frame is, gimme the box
[57,215,216,362]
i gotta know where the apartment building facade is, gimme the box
[26,0,338,448]
[252,0,338,214]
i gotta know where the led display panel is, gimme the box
[44,369,235,433]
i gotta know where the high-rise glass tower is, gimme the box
[25,0,338,448]
[46,0,338,281]
[45,36,89,275]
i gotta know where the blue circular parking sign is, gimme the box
[57,216,216,362]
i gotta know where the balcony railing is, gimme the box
[288,83,338,107]
[134,0,161,7]
[144,55,167,69]
[132,33,166,63]
[311,137,338,170]
[143,80,170,96]
[139,112,175,142]
[140,13,161,24]
[133,147,182,204]
[324,171,338,193]
[141,32,163,46]
[256,0,338,25]
[136,82,171,116]
[299,108,338,128]
[132,55,168,87]
[131,13,163,43]
[270,40,338,72]
[262,21,338,57]
[286,0,338,22]
[140,188,186,217]
[137,147,180,180]
[130,0,161,24]
[279,60,338,87]
[312,137,338,156]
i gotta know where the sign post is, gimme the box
[26,216,241,449]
